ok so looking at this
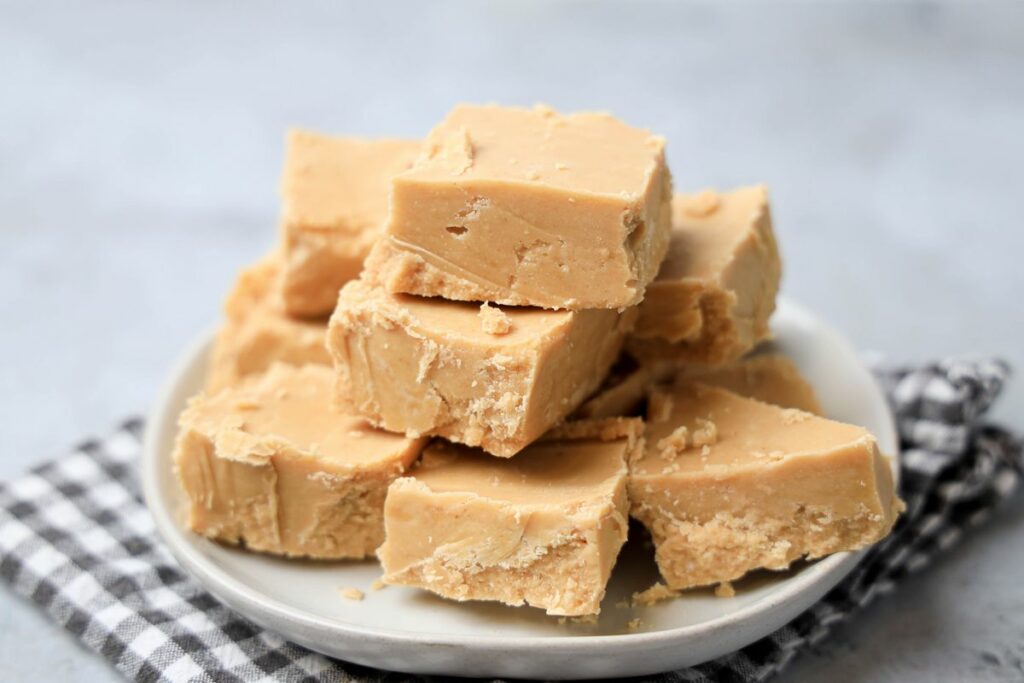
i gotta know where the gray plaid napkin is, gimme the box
[0,358,1019,683]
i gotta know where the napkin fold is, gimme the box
[0,358,1019,683]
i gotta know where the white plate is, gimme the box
[141,299,899,680]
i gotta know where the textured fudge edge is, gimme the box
[628,427,902,590]
[173,387,425,559]
[627,186,782,365]
[363,163,674,311]
[377,420,641,615]
[326,280,638,456]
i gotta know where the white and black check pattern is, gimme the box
[0,358,1019,683]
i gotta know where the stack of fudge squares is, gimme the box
[174,104,903,617]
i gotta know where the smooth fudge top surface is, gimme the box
[656,186,769,282]
[186,363,418,468]
[410,427,634,505]
[398,103,665,197]
[636,382,871,476]
[281,129,419,231]
[336,278,577,347]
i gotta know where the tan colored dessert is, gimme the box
[684,351,822,414]
[175,363,426,559]
[280,130,420,317]
[206,255,330,392]
[575,355,652,420]
[626,187,781,365]
[328,278,637,457]
[364,103,673,310]
[578,350,822,419]
[630,383,901,590]
[377,418,640,615]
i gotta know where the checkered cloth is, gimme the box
[0,358,1019,683]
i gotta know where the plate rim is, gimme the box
[141,298,898,654]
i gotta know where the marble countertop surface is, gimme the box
[2,1,1022,680]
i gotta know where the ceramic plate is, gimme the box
[141,299,899,680]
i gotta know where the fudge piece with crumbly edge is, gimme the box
[377,418,641,615]
[364,103,673,310]
[175,363,426,559]
[630,383,901,590]
[626,186,781,366]
[279,130,420,317]
[328,277,636,457]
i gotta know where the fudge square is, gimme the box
[280,129,419,317]
[327,278,636,457]
[175,363,426,559]
[630,383,901,590]
[206,254,330,393]
[377,418,640,615]
[577,350,822,419]
[364,103,673,310]
[626,186,781,366]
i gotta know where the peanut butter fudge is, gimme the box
[328,278,636,456]
[280,130,420,317]
[685,352,822,414]
[578,350,821,419]
[207,255,330,392]
[630,383,900,590]
[626,187,781,365]
[364,104,673,310]
[377,419,640,615]
[175,364,426,559]
[575,355,654,420]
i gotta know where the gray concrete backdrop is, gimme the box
[1,1,1022,681]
